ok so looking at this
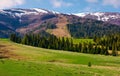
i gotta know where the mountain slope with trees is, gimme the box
[67,19,120,38]
[0,8,120,38]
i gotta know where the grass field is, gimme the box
[72,38,94,44]
[0,39,120,76]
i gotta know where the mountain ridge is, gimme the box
[0,8,120,38]
[74,12,120,25]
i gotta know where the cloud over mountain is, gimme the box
[103,0,120,8]
[0,0,25,9]
[51,0,72,8]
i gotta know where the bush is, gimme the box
[88,62,92,67]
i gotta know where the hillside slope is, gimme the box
[50,15,71,37]
[0,8,120,38]
[0,39,120,76]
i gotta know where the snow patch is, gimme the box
[74,13,87,17]
[74,12,120,21]
[50,10,60,14]
[0,8,49,18]
[0,8,61,18]
[32,8,48,13]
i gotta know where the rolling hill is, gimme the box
[0,39,120,76]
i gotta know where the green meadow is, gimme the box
[72,38,94,44]
[0,39,120,76]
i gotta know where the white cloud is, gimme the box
[86,0,98,3]
[51,0,72,8]
[84,7,92,12]
[0,0,25,9]
[83,6,99,12]
[103,0,120,8]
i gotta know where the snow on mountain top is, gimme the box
[0,9,40,17]
[0,8,120,22]
[32,8,48,13]
[74,12,120,21]
[74,12,105,17]
[0,8,61,18]
[74,13,87,17]
[90,12,104,16]
[50,10,60,14]
[31,8,61,14]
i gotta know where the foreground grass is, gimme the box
[0,39,120,76]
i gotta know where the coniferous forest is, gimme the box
[67,21,120,38]
[10,33,120,56]
[94,34,120,56]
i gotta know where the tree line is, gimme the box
[94,34,120,56]
[10,34,110,55]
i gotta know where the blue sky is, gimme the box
[0,0,120,13]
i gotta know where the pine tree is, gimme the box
[22,34,29,45]
[112,43,118,56]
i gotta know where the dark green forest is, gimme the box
[10,33,120,56]
[94,34,120,56]
[67,21,120,38]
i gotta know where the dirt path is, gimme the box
[51,15,71,37]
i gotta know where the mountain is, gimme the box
[74,12,120,26]
[0,8,60,37]
[0,8,120,38]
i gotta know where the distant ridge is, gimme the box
[74,12,120,25]
[0,8,120,38]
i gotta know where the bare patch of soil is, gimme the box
[48,59,66,63]
[0,44,26,60]
[51,15,71,37]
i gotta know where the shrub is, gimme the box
[88,61,92,67]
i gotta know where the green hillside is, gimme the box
[0,39,120,76]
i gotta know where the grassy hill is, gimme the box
[0,39,120,76]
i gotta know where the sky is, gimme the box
[0,0,120,13]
